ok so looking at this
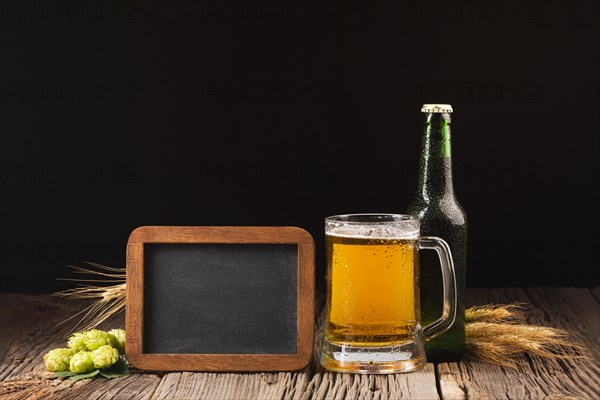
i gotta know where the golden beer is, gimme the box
[321,213,455,374]
[325,234,419,347]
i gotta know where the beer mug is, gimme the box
[320,214,456,374]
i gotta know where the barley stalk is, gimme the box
[465,304,587,367]
[53,262,126,334]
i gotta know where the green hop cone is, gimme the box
[43,348,73,372]
[91,345,119,369]
[67,332,87,353]
[81,329,118,351]
[108,329,126,354]
[70,351,96,373]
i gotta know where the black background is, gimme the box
[1,1,598,293]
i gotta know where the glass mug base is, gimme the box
[320,340,427,374]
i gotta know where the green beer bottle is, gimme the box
[406,104,467,362]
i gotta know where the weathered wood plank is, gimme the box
[57,373,162,400]
[589,286,600,304]
[0,294,103,387]
[3,289,599,400]
[150,372,309,400]
[304,366,440,400]
[522,287,600,399]
[0,294,162,400]
[525,287,600,360]
[0,372,76,400]
[1,294,75,381]
[0,372,161,400]
[438,287,600,400]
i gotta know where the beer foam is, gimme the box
[326,221,420,240]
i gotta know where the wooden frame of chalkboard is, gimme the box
[125,226,315,372]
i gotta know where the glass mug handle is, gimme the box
[418,236,457,341]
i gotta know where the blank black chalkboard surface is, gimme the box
[125,226,315,371]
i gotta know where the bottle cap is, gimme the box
[421,104,453,113]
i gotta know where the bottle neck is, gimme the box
[417,113,455,198]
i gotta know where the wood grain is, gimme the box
[125,241,143,358]
[1,288,599,399]
[150,372,310,400]
[304,366,440,400]
[438,288,600,400]
[0,294,159,400]
[126,226,315,372]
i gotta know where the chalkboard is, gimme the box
[126,226,315,372]
[143,243,298,354]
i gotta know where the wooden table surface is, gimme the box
[1,287,598,399]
